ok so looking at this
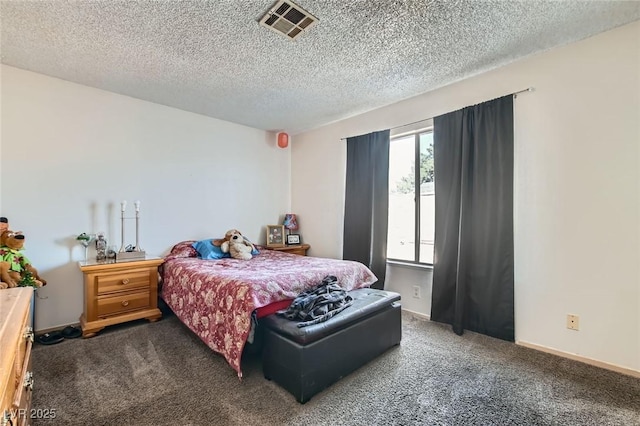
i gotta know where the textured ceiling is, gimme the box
[1,1,639,134]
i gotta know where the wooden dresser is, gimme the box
[78,258,164,337]
[0,288,34,426]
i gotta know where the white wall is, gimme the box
[0,66,290,331]
[292,21,640,372]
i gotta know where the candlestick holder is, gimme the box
[116,201,146,262]
[135,209,142,252]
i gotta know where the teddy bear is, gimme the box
[0,218,9,288]
[214,229,256,260]
[0,229,46,288]
[0,262,10,289]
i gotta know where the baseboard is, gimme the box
[402,308,430,321]
[36,322,80,335]
[517,340,640,379]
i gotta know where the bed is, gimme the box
[159,240,378,377]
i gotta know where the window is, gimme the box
[387,128,434,264]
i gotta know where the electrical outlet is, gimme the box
[412,286,421,299]
[567,314,579,331]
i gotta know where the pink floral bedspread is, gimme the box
[159,241,377,377]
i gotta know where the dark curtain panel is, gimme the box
[431,95,514,341]
[343,130,390,290]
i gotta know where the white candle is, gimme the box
[134,200,140,212]
[121,200,127,212]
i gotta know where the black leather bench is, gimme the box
[260,288,402,403]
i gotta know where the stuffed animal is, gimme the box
[0,229,46,288]
[0,262,10,289]
[0,218,8,289]
[224,231,254,260]
[217,229,255,260]
[212,229,239,248]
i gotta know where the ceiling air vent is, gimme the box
[260,0,318,40]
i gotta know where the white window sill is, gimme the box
[386,260,433,271]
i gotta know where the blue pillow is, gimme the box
[192,238,260,259]
[192,240,230,259]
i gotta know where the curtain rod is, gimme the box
[340,87,534,140]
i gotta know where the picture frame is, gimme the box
[266,225,285,247]
[286,234,301,245]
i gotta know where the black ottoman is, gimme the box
[260,288,402,403]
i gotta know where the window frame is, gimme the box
[386,125,434,266]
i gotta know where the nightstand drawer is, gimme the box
[284,247,306,256]
[97,270,150,295]
[97,291,150,318]
[269,244,310,256]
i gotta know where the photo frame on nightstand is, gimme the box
[266,225,285,247]
[286,234,301,245]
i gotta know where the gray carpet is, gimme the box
[31,313,640,425]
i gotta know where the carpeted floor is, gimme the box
[31,313,640,425]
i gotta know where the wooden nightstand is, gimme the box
[78,257,163,337]
[269,244,310,256]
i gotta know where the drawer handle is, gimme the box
[121,300,129,307]
[24,326,34,343]
[1,410,11,426]
[24,371,34,391]
[2,410,11,426]
[121,278,130,285]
